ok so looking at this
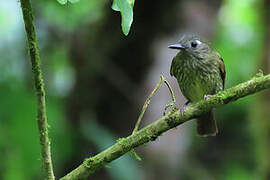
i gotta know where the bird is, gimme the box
[169,35,225,136]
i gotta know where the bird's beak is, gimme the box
[168,43,186,50]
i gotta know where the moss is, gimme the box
[116,137,130,152]
[83,157,94,168]
[103,156,110,163]
[165,114,178,128]
[116,137,127,145]
[149,134,158,141]
[147,127,163,141]
[255,69,264,78]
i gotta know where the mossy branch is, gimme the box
[60,73,270,180]
[20,0,55,179]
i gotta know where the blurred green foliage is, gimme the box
[0,0,140,179]
[56,0,135,35]
[57,0,80,5]
[0,0,269,179]
[42,0,105,31]
[81,119,140,180]
[215,0,265,85]
[213,0,269,179]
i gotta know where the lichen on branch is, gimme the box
[20,0,55,179]
[60,73,270,180]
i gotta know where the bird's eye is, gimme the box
[191,40,202,48]
[191,41,198,48]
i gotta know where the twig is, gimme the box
[130,76,166,161]
[132,75,176,134]
[132,75,165,134]
[20,0,54,179]
[60,73,270,180]
[163,79,176,114]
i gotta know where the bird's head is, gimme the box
[168,35,212,58]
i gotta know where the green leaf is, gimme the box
[57,0,67,5]
[57,0,80,5]
[112,0,135,36]
[112,0,120,11]
[69,0,80,3]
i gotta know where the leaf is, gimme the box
[112,0,120,11]
[57,0,80,5]
[112,0,135,36]
[69,0,80,3]
[57,0,67,5]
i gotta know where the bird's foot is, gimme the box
[204,94,212,100]
[163,101,176,116]
[180,104,187,115]
[180,100,190,115]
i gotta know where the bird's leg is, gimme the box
[204,94,212,100]
[180,100,190,115]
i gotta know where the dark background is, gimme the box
[0,0,270,179]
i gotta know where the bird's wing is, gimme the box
[218,56,226,89]
[170,57,177,77]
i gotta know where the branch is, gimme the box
[60,73,270,180]
[130,75,175,161]
[20,0,55,179]
[132,75,165,134]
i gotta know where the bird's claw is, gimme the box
[180,103,187,115]
[163,102,176,116]
[204,94,212,100]
[179,100,190,115]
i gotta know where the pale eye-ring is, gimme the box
[191,40,201,48]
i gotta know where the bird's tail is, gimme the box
[197,109,218,136]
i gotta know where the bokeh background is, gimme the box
[0,0,270,179]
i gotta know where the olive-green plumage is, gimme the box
[169,35,226,136]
